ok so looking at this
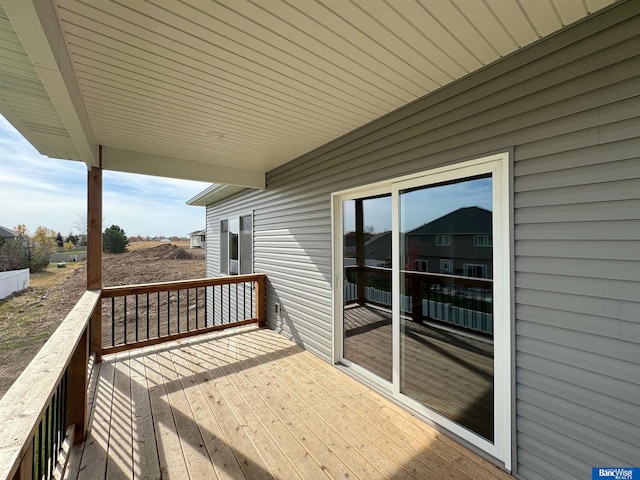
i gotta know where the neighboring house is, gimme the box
[361,231,391,267]
[0,2,638,479]
[0,225,19,242]
[188,229,205,249]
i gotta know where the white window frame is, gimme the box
[220,212,253,276]
[435,234,451,246]
[331,152,512,470]
[474,234,493,247]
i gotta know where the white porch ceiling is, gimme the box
[0,0,617,188]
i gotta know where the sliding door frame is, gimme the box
[331,152,512,470]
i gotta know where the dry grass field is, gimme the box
[0,241,205,398]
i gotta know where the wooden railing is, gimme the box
[0,290,100,480]
[0,274,267,480]
[345,266,494,334]
[101,274,266,354]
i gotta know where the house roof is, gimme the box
[0,225,18,238]
[189,230,206,236]
[0,0,618,197]
[364,231,391,247]
[408,207,492,235]
[186,183,246,207]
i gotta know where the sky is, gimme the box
[0,115,211,238]
[344,176,493,233]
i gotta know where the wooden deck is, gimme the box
[66,325,512,480]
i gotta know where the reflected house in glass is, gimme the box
[405,207,493,278]
[364,206,494,277]
[361,231,392,267]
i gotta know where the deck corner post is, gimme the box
[87,155,103,360]
[256,274,266,327]
[67,328,89,443]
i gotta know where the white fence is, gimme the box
[345,282,493,334]
[0,268,30,299]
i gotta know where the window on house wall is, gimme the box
[464,263,488,278]
[220,213,253,275]
[474,234,493,247]
[220,220,228,274]
[435,234,450,246]
[439,259,452,273]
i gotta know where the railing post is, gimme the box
[66,328,88,443]
[87,157,103,361]
[256,275,266,327]
[355,199,365,304]
[411,273,422,323]
[12,439,33,480]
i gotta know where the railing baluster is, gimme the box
[123,295,127,345]
[135,295,139,342]
[157,291,160,338]
[53,386,59,472]
[167,291,170,335]
[243,282,246,320]
[44,404,49,478]
[62,371,68,445]
[227,284,231,324]
[32,431,36,480]
[146,293,150,340]
[50,392,56,480]
[37,418,43,480]
[235,283,239,323]
[49,398,56,478]
[177,289,180,334]
[196,287,199,329]
[111,297,115,348]
[219,285,223,326]
[186,289,190,331]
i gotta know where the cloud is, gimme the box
[0,116,210,237]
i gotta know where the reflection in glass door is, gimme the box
[398,175,494,441]
[342,194,392,383]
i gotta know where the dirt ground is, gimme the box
[0,242,205,399]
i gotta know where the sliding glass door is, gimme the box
[334,153,511,468]
[398,174,495,441]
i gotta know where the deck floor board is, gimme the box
[67,326,513,480]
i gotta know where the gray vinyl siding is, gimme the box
[205,2,640,479]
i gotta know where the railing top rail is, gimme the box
[0,289,100,480]
[101,273,266,298]
[344,265,492,286]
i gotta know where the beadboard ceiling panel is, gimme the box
[0,0,617,186]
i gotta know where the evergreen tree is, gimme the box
[56,232,64,247]
[103,225,129,253]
